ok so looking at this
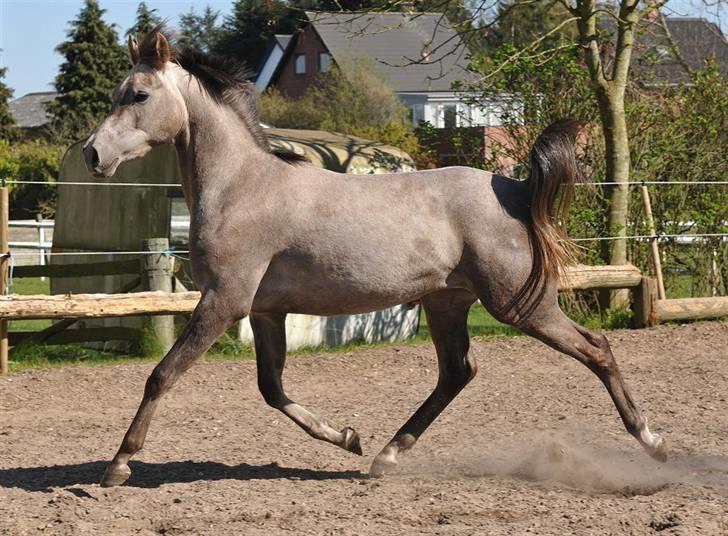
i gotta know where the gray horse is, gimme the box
[83,28,666,487]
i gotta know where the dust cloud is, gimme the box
[400,427,728,495]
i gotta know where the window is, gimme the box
[410,104,425,127]
[443,105,457,128]
[295,54,306,74]
[319,52,331,72]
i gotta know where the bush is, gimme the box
[0,139,64,218]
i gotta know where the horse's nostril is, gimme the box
[84,145,100,171]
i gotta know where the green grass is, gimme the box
[416,301,520,340]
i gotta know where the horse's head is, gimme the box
[83,28,187,177]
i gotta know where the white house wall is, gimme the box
[239,304,420,350]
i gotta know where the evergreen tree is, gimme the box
[48,0,128,142]
[126,1,162,39]
[0,65,16,140]
[485,0,577,49]
[178,5,221,52]
[213,0,299,73]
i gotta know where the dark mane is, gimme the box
[171,46,308,166]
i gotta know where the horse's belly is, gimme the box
[250,253,456,315]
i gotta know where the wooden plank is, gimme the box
[12,277,142,345]
[0,291,201,320]
[0,187,8,374]
[10,327,140,346]
[656,296,728,322]
[14,259,141,279]
[560,264,642,290]
[633,277,658,328]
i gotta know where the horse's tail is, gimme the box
[505,119,585,321]
[528,119,584,284]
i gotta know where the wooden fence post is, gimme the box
[0,186,7,374]
[142,238,175,354]
[640,185,666,300]
[633,276,658,329]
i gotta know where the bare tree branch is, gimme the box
[656,7,694,76]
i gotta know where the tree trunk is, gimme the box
[576,0,639,309]
[597,88,631,308]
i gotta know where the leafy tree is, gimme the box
[0,139,64,217]
[464,41,728,304]
[178,5,221,52]
[126,1,162,39]
[213,0,298,72]
[47,0,128,142]
[0,65,16,141]
[460,1,697,306]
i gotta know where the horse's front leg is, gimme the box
[101,289,241,487]
[250,312,363,455]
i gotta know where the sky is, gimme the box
[0,0,726,98]
[0,1,234,97]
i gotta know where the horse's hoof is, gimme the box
[369,453,396,478]
[341,427,363,456]
[100,463,131,487]
[648,436,668,463]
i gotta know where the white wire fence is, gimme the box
[3,176,727,260]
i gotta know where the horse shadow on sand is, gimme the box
[0,460,365,492]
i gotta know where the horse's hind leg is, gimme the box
[370,289,476,477]
[487,289,667,462]
[250,312,362,455]
[101,292,235,487]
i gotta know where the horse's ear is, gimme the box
[139,27,172,70]
[128,36,140,65]
[153,31,171,69]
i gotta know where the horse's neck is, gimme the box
[174,85,270,214]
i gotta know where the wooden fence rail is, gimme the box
[0,264,641,322]
[0,290,201,320]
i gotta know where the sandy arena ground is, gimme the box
[1,321,727,535]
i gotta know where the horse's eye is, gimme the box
[134,92,149,104]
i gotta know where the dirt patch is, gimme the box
[1,321,728,535]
